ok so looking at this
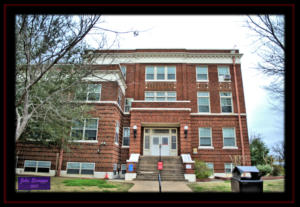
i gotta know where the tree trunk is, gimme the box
[56,146,64,176]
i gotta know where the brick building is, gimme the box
[16,49,251,182]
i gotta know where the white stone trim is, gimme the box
[132,100,191,103]
[130,108,191,111]
[184,174,196,182]
[222,146,238,150]
[95,52,243,64]
[126,153,140,163]
[72,140,98,143]
[190,113,246,116]
[214,173,232,178]
[16,168,56,176]
[60,170,116,179]
[181,154,195,164]
[125,173,137,181]
[198,146,214,150]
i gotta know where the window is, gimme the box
[70,119,98,141]
[121,164,127,174]
[145,66,176,81]
[123,127,130,147]
[171,136,176,149]
[144,135,150,149]
[145,91,176,101]
[222,128,236,147]
[24,160,51,173]
[225,163,234,174]
[220,92,233,113]
[197,92,210,112]
[206,163,214,174]
[115,121,120,144]
[121,66,126,79]
[117,89,123,106]
[196,66,208,81]
[67,162,95,175]
[124,98,133,112]
[199,128,212,147]
[75,84,101,101]
[218,66,230,82]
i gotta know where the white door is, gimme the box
[151,136,160,156]
[161,136,170,156]
[151,136,170,156]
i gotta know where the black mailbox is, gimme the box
[231,166,263,193]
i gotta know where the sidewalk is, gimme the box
[128,180,192,192]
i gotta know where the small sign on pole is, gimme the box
[157,162,163,170]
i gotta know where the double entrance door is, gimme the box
[151,136,170,156]
[143,128,177,156]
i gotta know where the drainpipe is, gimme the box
[232,55,246,166]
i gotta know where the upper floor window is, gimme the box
[75,84,101,101]
[197,92,210,112]
[117,88,123,106]
[145,66,176,81]
[218,66,231,82]
[145,91,176,101]
[222,128,236,147]
[115,121,120,144]
[220,92,233,113]
[70,118,98,141]
[196,66,208,81]
[120,66,126,79]
[122,127,130,147]
[124,98,133,112]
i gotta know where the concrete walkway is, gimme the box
[128,180,192,192]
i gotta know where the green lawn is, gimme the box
[16,176,134,192]
[187,179,284,192]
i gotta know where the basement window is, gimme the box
[24,160,51,173]
[66,162,95,175]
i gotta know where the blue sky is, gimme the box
[86,15,284,150]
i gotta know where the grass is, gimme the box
[16,176,134,192]
[188,179,284,192]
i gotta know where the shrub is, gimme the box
[194,160,213,179]
[257,164,272,176]
[271,165,284,176]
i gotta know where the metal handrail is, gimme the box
[158,144,162,192]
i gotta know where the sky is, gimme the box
[86,15,284,150]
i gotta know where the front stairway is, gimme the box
[135,156,186,181]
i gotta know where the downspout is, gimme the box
[232,55,246,166]
[56,139,64,176]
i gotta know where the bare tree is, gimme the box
[245,15,284,111]
[271,141,285,165]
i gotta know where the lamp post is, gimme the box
[133,125,137,138]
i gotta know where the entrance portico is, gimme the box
[143,128,178,156]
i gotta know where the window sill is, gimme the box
[198,146,214,149]
[196,80,209,82]
[219,80,231,83]
[114,143,119,146]
[122,146,130,148]
[145,80,176,82]
[222,146,238,149]
[72,140,98,143]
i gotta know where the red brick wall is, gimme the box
[190,116,251,173]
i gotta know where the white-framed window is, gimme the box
[196,66,208,81]
[220,92,233,113]
[218,66,230,82]
[224,163,235,174]
[24,160,51,173]
[206,162,214,174]
[122,127,130,147]
[222,128,236,147]
[70,118,98,141]
[115,121,120,144]
[75,84,101,101]
[145,66,176,81]
[66,162,95,175]
[121,65,126,79]
[121,164,127,174]
[124,98,133,112]
[199,128,212,147]
[145,91,176,101]
[197,92,210,112]
[117,88,123,106]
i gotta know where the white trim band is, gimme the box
[132,100,191,103]
[130,108,191,111]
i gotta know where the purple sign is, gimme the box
[18,177,50,190]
